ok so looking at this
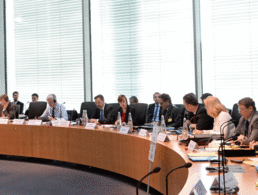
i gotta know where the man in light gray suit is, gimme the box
[231,97,258,145]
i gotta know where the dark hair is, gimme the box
[183,93,198,106]
[200,93,213,100]
[159,93,171,104]
[129,96,138,103]
[13,91,19,96]
[0,94,9,102]
[153,92,160,97]
[118,94,128,104]
[238,97,256,111]
[94,94,104,101]
[32,93,39,98]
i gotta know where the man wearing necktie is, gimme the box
[231,97,258,145]
[91,94,115,124]
[183,93,214,131]
[147,92,163,123]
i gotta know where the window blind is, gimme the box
[91,0,195,104]
[6,0,84,111]
[201,0,258,108]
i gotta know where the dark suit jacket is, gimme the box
[162,104,181,128]
[92,104,115,124]
[231,112,258,145]
[0,102,16,119]
[187,104,214,130]
[14,101,24,114]
[147,103,163,123]
[118,105,138,126]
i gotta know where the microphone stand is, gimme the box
[166,162,192,195]
[218,120,234,195]
[136,166,161,195]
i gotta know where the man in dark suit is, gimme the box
[147,92,163,123]
[91,94,115,124]
[231,97,258,145]
[13,91,24,114]
[0,94,16,119]
[159,93,181,128]
[183,93,214,131]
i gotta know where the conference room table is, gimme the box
[0,122,257,195]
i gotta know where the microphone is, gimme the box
[220,119,235,136]
[136,166,161,195]
[166,163,192,195]
[225,133,240,142]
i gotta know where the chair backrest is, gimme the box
[28,101,47,119]
[108,103,121,121]
[174,104,185,127]
[67,110,78,121]
[80,102,97,119]
[130,103,148,126]
[15,104,20,119]
[231,103,241,127]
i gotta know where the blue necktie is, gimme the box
[153,105,158,121]
[100,109,104,120]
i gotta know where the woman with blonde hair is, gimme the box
[204,96,235,138]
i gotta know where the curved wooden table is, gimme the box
[0,124,188,195]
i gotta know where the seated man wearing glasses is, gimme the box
[231,97,258,145]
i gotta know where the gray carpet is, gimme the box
[0,156,161,195]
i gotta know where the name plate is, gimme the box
[85,123,97,130]
[153,125,160,134]
[190,180,207,195]
[0,119,8,124]
[28,120,42,126]
[139,129,149,137]
[157,133,170,142]
[13,119,25,125]
[51,120,59,126]
[119,126,130,134]
[58,121,70,127]
[188,140,199,151]
[148,142,157,162]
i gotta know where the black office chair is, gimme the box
[231,103,241,127]
[108,103,121,121]
[67,110,78,121]
[28,101,47,119]
[80,102,97,119]
[174,104,185,127]
[130,103,148,126]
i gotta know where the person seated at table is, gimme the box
[158,93,181,128]
[230,97,258,145]
[129,96,138,104]
[204,96,235,138]
[116,94,138,126]
[12,91,24,114]
[25,93,39,115]
[183,93,214,132]
[200,93,212,104]
[39,94,68,121]
[147,92,163,123]
[0,94,16,119]
[91,94,115,124]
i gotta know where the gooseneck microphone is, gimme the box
[136,166,161,195]
[166,162,192,195]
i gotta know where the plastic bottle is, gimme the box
[82,110,88,126]
[117,112,122,130]
[160,115,166,134]
[128,112,133,133]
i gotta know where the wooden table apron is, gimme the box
[0,124,188,195]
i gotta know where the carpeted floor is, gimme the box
[0,156,162,195]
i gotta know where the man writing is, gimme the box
[231,97,258,145]
[39,94,68,121]
[183,93,214,131]
[0,94,16,119]
[91,94,115,124]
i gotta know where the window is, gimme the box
[6,0,84,111]
[201,0,258,108]
[91,0,195,104]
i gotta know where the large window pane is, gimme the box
[201,0,258,108]
[91,0,195,104]
[6,0,84,111]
